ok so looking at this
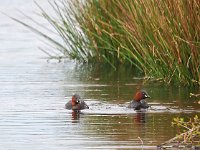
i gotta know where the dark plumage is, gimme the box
[65,94,89,111]
[127,90,150,110]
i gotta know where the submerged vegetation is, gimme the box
[14,0,200,85]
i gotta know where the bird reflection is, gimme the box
[71,111,80,123]
[133,112,146,123]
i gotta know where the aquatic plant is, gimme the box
[172,115,200,144]
[12,0,200,85]
[70,0,200,86]
[158,115,200,148]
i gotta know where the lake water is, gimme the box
[0,1,199,150]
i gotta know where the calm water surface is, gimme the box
[0,1,199,150]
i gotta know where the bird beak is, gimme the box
[145,94,151,98]
[80,99,89,109]
[85,104,89,109]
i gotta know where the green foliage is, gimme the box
[172,115,200,144]
[73,0,200,85]
[13,0,200,85]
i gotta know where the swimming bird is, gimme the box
[65,94,89,111]
[127,90,150,110]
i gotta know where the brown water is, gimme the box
[0,1,199,150]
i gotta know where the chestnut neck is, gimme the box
[133,92,143,101]
[71,96,76,106]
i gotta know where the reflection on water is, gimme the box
[71,111,80,123]
[0,0,199,149]
[133,113,146,123]
[66,112,197,149]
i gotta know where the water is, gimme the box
[0,1,199,150]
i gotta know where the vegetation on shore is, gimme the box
[159,115,200,148]
[172,115,200,144]
[13,0,200,86]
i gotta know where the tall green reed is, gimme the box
[71,0,200,85]
[12,0,200,86]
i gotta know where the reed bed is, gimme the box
[15,0,200,85]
